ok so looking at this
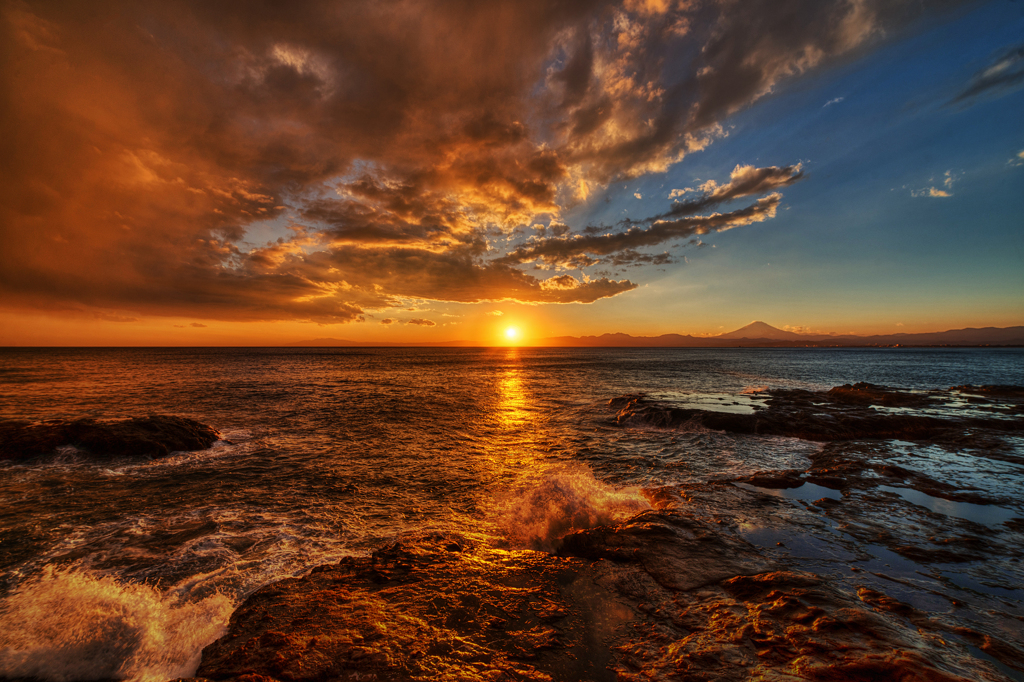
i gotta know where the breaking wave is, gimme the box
[0,567,234,682]
[496,464,650,551]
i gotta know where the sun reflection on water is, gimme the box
[497,365,528,430]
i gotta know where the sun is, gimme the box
[505,327,519,341]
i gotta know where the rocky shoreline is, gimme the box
[172,383,1024,681]
[609,383,1024,442]
[181,512,1020,681]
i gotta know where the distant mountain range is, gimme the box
[286,322,1024,347]
[540,322,1024,347]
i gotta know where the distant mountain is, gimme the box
[285,325,1024,348]
[539,325,1024,348]
[716,321,804,340]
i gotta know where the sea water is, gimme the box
[0,347,1022,680]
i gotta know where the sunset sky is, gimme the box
[1,0,1022,346]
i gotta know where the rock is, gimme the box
[557,509,771,591]
[610,395,758,433]
[0,416,221,461]
[609,384,1024,442]
[951,385,1024,399]
[195,540,633,682]
[191,512,1008,682]
[827,382,934,407]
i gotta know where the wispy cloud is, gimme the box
[911,170,957,198]
[649,164,804,221]
[952,44,1024,103]
[499,191,786,268]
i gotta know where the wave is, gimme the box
[0,567,234,682]
[496,464,650,551]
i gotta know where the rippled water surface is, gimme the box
[1,347,1022,680]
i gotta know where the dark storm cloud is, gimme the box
[0,0,964,324]
[952,44,1024,103]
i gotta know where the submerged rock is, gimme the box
[0,416,221,461]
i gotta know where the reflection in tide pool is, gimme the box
[878,485,1019,527]
[734,481,843,501]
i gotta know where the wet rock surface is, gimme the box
[0,416,221,461]
[185,511,1014,682]
[610,383,1024,442]
[192,539,633,682]
[557,509,771,591]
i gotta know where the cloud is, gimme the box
[0,0,966,325]
[380,318,395,325]
[498,163,799,268]
[652,164,803,220]
[952,44,1024,103]
[499,194,782,267]
[911,170,956,198]
[604,250,675,266]
[486,310,504,316]
[190,322,208,328]
[823,96,844,107]
[406,318,436,327]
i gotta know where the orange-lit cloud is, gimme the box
[0,0,964,327]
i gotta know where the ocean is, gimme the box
[0,347,1022,681]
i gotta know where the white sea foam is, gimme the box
[497,464,650,551]
[0,567,234,682]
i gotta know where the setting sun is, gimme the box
[505,327,519,341]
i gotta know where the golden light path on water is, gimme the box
[497,350,529,431]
